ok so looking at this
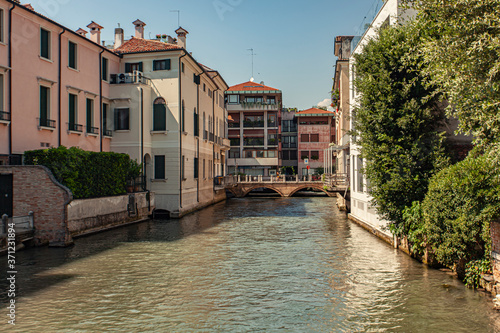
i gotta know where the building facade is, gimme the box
[0,0,120,165]
[296,108,335,178]
[280,108,298,175]
[110,24,229,218]
[226,81,282,177]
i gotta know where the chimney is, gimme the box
[76,28,87,38]
[86,21,103,45]
[133,19,146,39]
[175,27,189,49]
[114,27,124,49]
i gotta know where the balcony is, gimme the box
[38,117,56,129]
[228,122,240,128]
[110,71,150,85]
[86,126,99,135]
[0,111,11,122]
[243,120,264,128]
[227,102,279,112]
[267,121,277,128]
[68,123,83,132]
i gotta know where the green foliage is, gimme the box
[407,0,500,148]
[24,146,134,199]
[464,258,492,289]
[314,167,324,175]
[402,201,426,256]
[422,150,500,269]
[352,24,448,235]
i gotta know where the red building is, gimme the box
[296,108,335,177]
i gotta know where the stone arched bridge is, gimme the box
[218,175,347,198]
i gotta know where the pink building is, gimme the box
[296,108,335,177]
[0,0,120,164]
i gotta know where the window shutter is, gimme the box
[40,29,49,58]
[40,86,48,120]
[69,94,76,125]
[114,109,119,130]
[69,42,76,68]
[125,63,132,73]
[154,155,165,180]
[153,104,166,131]
[152,60,157,71]
[138,62,143,72]
[166,59,171,70]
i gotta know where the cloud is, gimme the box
[317,98,334,111]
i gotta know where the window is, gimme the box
[311,151,319,160]
[0,74,4,112]
[203,83,206,92]
[86,98,94,133]
[68,41,77,69]
[40,28,51,59]
[228,95,239,104]
[310,134,319,142]
[193,108,199,136]
[301,151,309,160]
[245,96,263,103]
[268,134,277,146]
[102,57,108,81]
[153,97,166,131]
[282,150,289,160]
[230,138,240,146]
[114,108,129,130]
[102,103,110,134]
[154,155,165,180]
[357,156,364,193]
[208,88,211,98]
[0,9,4,43]
[68,93,78,130]
[181,155,185,180]
[153,59,171,71]
[39,86,50,126]
[194,157,199,179]
[203,159,206,178]
[125,62,142,73]
[193,74,200,85]
[301,134,309,142]
[267,96,276,104]
[181,100,185,132]
[290,150,297,160]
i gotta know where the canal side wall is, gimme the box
[67,192,155,237]
[0,166,73,247]
[173,189,226,218]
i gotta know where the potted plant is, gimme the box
[127,159,142,192]
[162,34,167,39]
[156,34,161,40]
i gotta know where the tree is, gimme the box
[407,0,500,148]
[352,24,447,236]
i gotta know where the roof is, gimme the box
[114,37,182,54]
[227,81,280,92]
[133,19,146,27]
[296,108,335,117]
[87,21,103,30]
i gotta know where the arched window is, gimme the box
[153,97,166,131]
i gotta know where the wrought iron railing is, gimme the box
[103,129,113,137]
[87,126,99,135]
[0,111,11,121]
[38,118,56,128]
[68,123,83,132]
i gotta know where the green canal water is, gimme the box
[1,197,500,332]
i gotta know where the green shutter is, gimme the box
[102,103,108,130]
[114,108,119,130]
[194,157,199,179]
[152,60,157,71]
[40,86,48,121]
[166,59,171,70]
[40,29,49,59]
[86,99,92,132]
[125,63,132,73]
[69,42,76,69]
[69,94,76,125]
[138,62,143,72]
[154,155,165,179]
[102,58,108,80]
[153,104,166,131]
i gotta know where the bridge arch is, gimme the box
[242,185,285,197]
[288,184,333,197]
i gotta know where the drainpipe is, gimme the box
[211,74,221,178]
[178,52,187,209]
[7,4,14,158]
[58,28,66,147]
[140,87,144,181]
[196,74,200,202]
[98,49,104,152]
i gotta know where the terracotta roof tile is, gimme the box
[115,37,182,54]
[227,81,279,92]
[296,108,335,115]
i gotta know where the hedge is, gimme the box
[24,146,133,199]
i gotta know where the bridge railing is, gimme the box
[1,212,35,235]
[223,175,327,184]
[324,173,349,187]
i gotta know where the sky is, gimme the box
[30,0,382,110]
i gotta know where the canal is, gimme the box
[1,197,500,332]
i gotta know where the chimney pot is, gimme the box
[86,21,103,45]
[175,27,189,49]
[133,19,146,39]
[114,27,124,49]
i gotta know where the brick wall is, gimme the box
[491,220,500,282]
[0,166,73,246]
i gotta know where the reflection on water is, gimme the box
[1,197,499,332]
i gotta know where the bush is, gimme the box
[422,149,500,273]
[24,146,134,199]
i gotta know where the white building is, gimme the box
[348,0,416,239]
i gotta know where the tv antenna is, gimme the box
[170,10,181,27]
[247,48,256,80]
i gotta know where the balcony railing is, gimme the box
[87,126,99,135]
[0,111,11,121]
[243,120,264,128]
[103,129,113,137]
[38,118,56,128]
[68,123,83,132]
[110,71,150,85]
[228,122,240,128]
[267,121,277,128]
[203,130,208,140]
[282,143,297,148]
[209,132,214,142]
